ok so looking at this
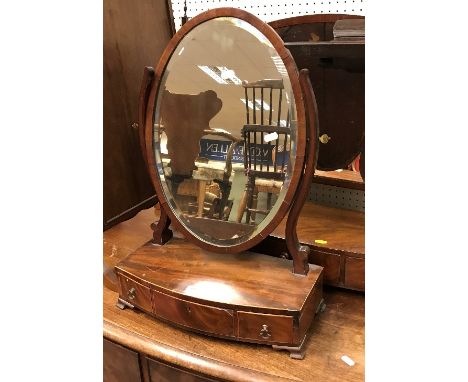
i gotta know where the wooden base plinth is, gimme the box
[114,238,324,358]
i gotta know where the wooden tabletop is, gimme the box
[104,202,364,264]
[103,204,365,382]
[314,169,364,191]
[274,202,364,255]
[117,239,322,312]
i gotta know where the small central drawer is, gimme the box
[152,291,235,337]
[238,311,293,344]
[117,274,152,312]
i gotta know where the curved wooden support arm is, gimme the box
[151,208,173,245]
[286,69,319,275]
[139,66,155,170]
[139,66,173,244]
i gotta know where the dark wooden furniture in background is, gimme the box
[271,202,364,291]
[269,16,365,282]
[268,16,365,289]
[269,15,365,179]
[313,169,364,191]
[103,0,174,230]
[104,207,364,382]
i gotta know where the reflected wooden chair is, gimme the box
[186,128,241,220]
[236,79,291,224]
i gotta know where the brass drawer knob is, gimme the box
[319,134,331,144]
[128,287,136,300]
[259,324,271,339]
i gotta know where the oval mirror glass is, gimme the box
[152,16,299,248]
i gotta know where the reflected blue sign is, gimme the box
[199,138,288,166]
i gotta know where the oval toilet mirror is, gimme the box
[146,9,307,253]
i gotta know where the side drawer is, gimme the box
[344,256,365,291]
[117,273,152,312]
[147,357,217,382]
[152,291,234,337]
[309,249,341,285]
[237,311,293,344]
[104,338,142,382]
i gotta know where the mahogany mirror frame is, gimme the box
[142,8,318,273]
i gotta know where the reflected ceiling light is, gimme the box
[271,56,288,76]
[198,65,227,84]
[228,18,271,46]
[178,46,185,56]
[198,65,241,85]
[341,355,356,366]
[240,98,271,111]
[160,132,168,155]
[220,68,235,80]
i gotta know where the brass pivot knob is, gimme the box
[128,287,136,300]
[319,134,331,144]
[259,324,271,339]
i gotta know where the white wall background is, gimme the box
[171,0,366,31]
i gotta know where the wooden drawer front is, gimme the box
[147,358,216,382]
[345,257,365,291]
[117,274,152,311]
[237,312,293,344]
[310,250,341,285]
[152,291,234,337]
[104,338,142,382]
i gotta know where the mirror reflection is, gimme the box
[153,17,297,246]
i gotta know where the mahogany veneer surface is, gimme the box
[117,240,322,311]
[108,202,364,256]
[103,206,364,382]
[105,201,365,291]
[274,202,364,255]
[313,169,364,191]
[103,338,141,382]
[272,202,364,290]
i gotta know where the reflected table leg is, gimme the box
[197,179,207,217]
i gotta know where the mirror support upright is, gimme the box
[286,69,319,276]
[151,210,173,245]
[139,66,173,245]
[139,66,155,170]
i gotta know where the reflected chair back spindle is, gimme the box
[238,79,292,224]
